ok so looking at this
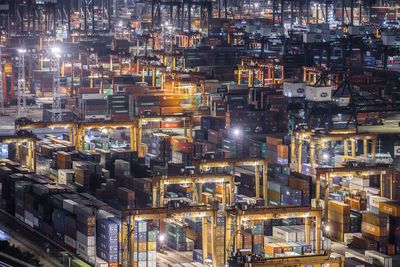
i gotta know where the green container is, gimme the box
[250,223,264,235]
[147,230,157,242]
[71,259,91,267]
[137,101,160,107]
[103,88,113,95]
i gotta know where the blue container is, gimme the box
[332,176,341,185]
[193,249,203,263]
[97,249,118,262]
[329,193,343,202]
[252,244,263,254]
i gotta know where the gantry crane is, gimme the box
[290,129,378,174]
[0,131,37,172]
[15,119,140,152]
[15,115,194,155]
[120,205,219,267]
[197,158,268,201]
[316,165,392,219]
[152,173,235,208]
[226,206,323,264]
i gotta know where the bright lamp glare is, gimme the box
[51,47,61,54]
[159,234,165,242]
[18,48,26,54]
[233,128,241,136]
[323,153,329,160]
[325,225,330,232]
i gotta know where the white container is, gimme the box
[172,151,184,164]
[322,237,331,250]
[96,209,115,220]
[95,257,108,267]
[345,251,373,264]
[24,210,34,222]
[283,82,306,97]
[24,218,34,228]
[147,251,157,261]
[272,226,296,242]
[82,93,105,100]
[305,86,332,102]
[138,252,147,261]
[77,231,95,246]
[382,33,400,46]
[292,226,305,242]
[350,176,370,186]
[76,241,96,256]
[368,195,390,209]
[365,250,392,267]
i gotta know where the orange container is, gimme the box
[266,136,282,145]
[264,243,282,257]
[361,222,388,237]
[276,145,288,158]
[379,201,400,217]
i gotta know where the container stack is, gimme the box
[56,151,72,169]
[108,94,129,120]
[361,211,388,254]
[266,137,289,166]
[328,200,350,242]
[57,169,75,185]
[96,218,119,266]
[133,220,148,267]
[75,205,96,263]
[117,187,135,209]
[74,166,91,191]
[288,175,311,206]
[379,201,400,255]
[80,94,108,120]
[267,181,282,206]
[148,133,171,162]
[133,95,160,116]
[170,136,193,165]
[64,211,77,250]
[350,211,362,233]
[166,221,187,251]
[186,217,202,249]
[147,228,157,267]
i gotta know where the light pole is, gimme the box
[17,48,27,118]
[51,46,62,122]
